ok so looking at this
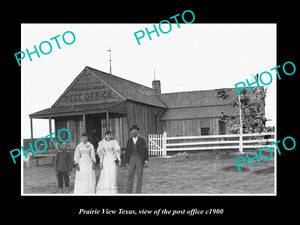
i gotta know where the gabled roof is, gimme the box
[30,66,167,119]
[158,87,264,120]
[160,105,239,120]
[158,88,236,108]
[86,67,167,108]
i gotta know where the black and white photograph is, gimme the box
[20,23,276,195]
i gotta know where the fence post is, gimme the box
[239,133,244,154]
[162,131,167,156]
[148,134,151,156]
[238,95,245,154]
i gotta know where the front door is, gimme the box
[86,114,102,150]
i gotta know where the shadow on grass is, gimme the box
[253,166,274,175]
[221,165,250,172]
[221,165,275,174]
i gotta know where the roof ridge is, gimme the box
[159,87,235,95]
[86,66,167,108]
[165,103,234,109]
[87,66,155,92]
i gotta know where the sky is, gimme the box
[21,23,276,139]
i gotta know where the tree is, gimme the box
[218,86,268,133]
[217,85,268,154]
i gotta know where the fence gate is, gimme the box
[148,132,166,156]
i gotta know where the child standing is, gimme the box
[54,142,73,193]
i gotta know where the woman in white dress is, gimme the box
[74,133,96,194]
[96,131,121,194]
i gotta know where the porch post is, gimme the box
[48,117,52,134]
[82,114,86,133]
[30,117,34,146]
[106,111,109,131]
[48,117,52,150]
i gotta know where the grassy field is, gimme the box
[23,150,275,194]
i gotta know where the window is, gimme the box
[219,121,226,134]
[201,127,210,136]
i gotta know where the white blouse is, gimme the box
[74,141,96,164]
[97,139,121,163]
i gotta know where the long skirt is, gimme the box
[96,153,118,194]
[74,155,96,194]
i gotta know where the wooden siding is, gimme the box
[101,116,128,148]
[54,113,128,150]
[52,100,167,151]
[165,118,220,136]
[54,68,123,107]
[126,101,167,143]
[55,117,84,150]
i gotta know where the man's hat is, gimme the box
[105,130,112,135]
[81,132,88,137]
[130,125,140,131]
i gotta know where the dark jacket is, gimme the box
[54,150,72,172]
[125,136,148,164]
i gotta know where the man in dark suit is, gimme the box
[125,125,148,193]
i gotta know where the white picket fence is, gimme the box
[148,133,167,156]
[148,132,275,156]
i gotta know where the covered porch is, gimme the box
[29,101,128,153]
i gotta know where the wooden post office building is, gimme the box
[29,66,241,150]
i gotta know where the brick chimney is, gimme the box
[152,80,161,94]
